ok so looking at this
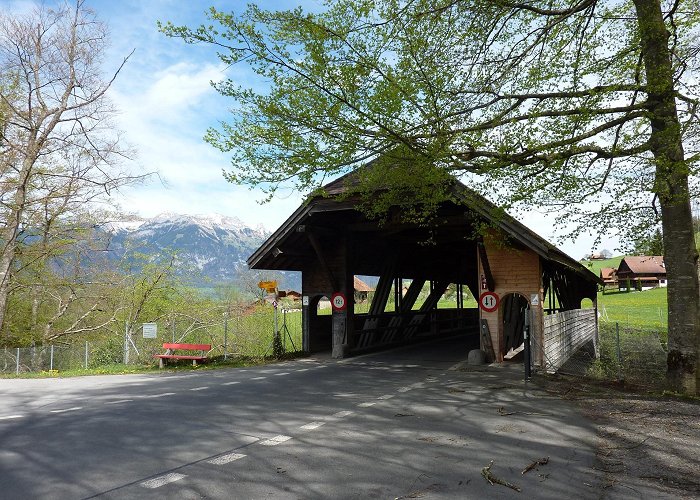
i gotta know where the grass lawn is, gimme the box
[597,286,668,332]
[580,256,624,276]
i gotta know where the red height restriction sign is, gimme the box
[331,292,347,311]
[479,292,499,313]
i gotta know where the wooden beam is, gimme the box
[307,232,338,291]
[478,242,495,291]
[401,279,425,313]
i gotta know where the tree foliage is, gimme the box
[162,1,698,237]
[0,0,149,339]
[162,0,700,392]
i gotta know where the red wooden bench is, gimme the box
[154,343,212,368]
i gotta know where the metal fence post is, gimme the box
[124,322,130,364]
[616,322,622,381]
[224,315,228,361]
[50,345,54,371]
[85,341,89,369]
[16,347,19,375]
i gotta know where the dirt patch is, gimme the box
[534,375,700,498]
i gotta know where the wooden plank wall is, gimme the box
[543,309,597,373]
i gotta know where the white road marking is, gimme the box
[0,415,23,420]
[104,399,133,405]
[50,407,82,414]
[222,381,240,386]
[332,410,354,418]
[397,386,412,393]
[140,473,186,489]
[274,372,290,376]
[260,369,275,373]
[300,421,325,430]
[411,382,425,389]
[189,386,209,391]
[251,377,267,380]
[259,435,292,446]
[142,392,176,399]
[378,394,394,400]
[296,368,309,372]
[357,402,376,408]
[208,452,246,465]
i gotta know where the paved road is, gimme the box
[0,336,603,499]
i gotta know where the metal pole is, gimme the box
[282,309,287,350]
[223,314,229,361]
[523,307,531,379]
[124,322,130,365]
[50,345,54,371]
[85,341,89,369]
[274,303,279,352]
[616,322,622,381]
[16,347,19,375]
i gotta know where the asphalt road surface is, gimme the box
[1,336,603,499]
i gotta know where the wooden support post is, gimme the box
[478,242,495,291]
[307,232,338,291]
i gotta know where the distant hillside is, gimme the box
[104,213,300,290]
[580,256,624,276]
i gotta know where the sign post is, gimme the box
[331,292,348,359]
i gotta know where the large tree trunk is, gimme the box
[634,0,699,393]
[0,155,35,339]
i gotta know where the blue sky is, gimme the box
[3,0,618,258]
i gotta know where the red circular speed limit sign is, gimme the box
[479,292,500,313]
[331,292,347,311]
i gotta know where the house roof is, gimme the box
[247,167,599,287]
[618,256,666,276]
[354,276,374,292]
[600,267,617,280]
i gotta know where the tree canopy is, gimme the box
[162,0,698,238]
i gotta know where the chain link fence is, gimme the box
[534,319,668,388]
[1,305,303,375]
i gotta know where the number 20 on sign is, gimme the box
[479,292,499,313]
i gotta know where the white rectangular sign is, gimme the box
[142,322,157,339]
[530,294,540,306]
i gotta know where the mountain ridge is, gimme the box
[103,212,300,289]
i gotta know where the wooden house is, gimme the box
[600,267,618,289]
[353,276,374,303]
[616,256,666,290]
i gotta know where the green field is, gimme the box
[579,256,624,276]
[597,287,668,332]
[577,255,668,332]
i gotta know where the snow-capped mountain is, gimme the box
[105,213,273,284]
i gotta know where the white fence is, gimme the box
[543,309,597,373]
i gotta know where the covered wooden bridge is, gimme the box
[248,172,600,372]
